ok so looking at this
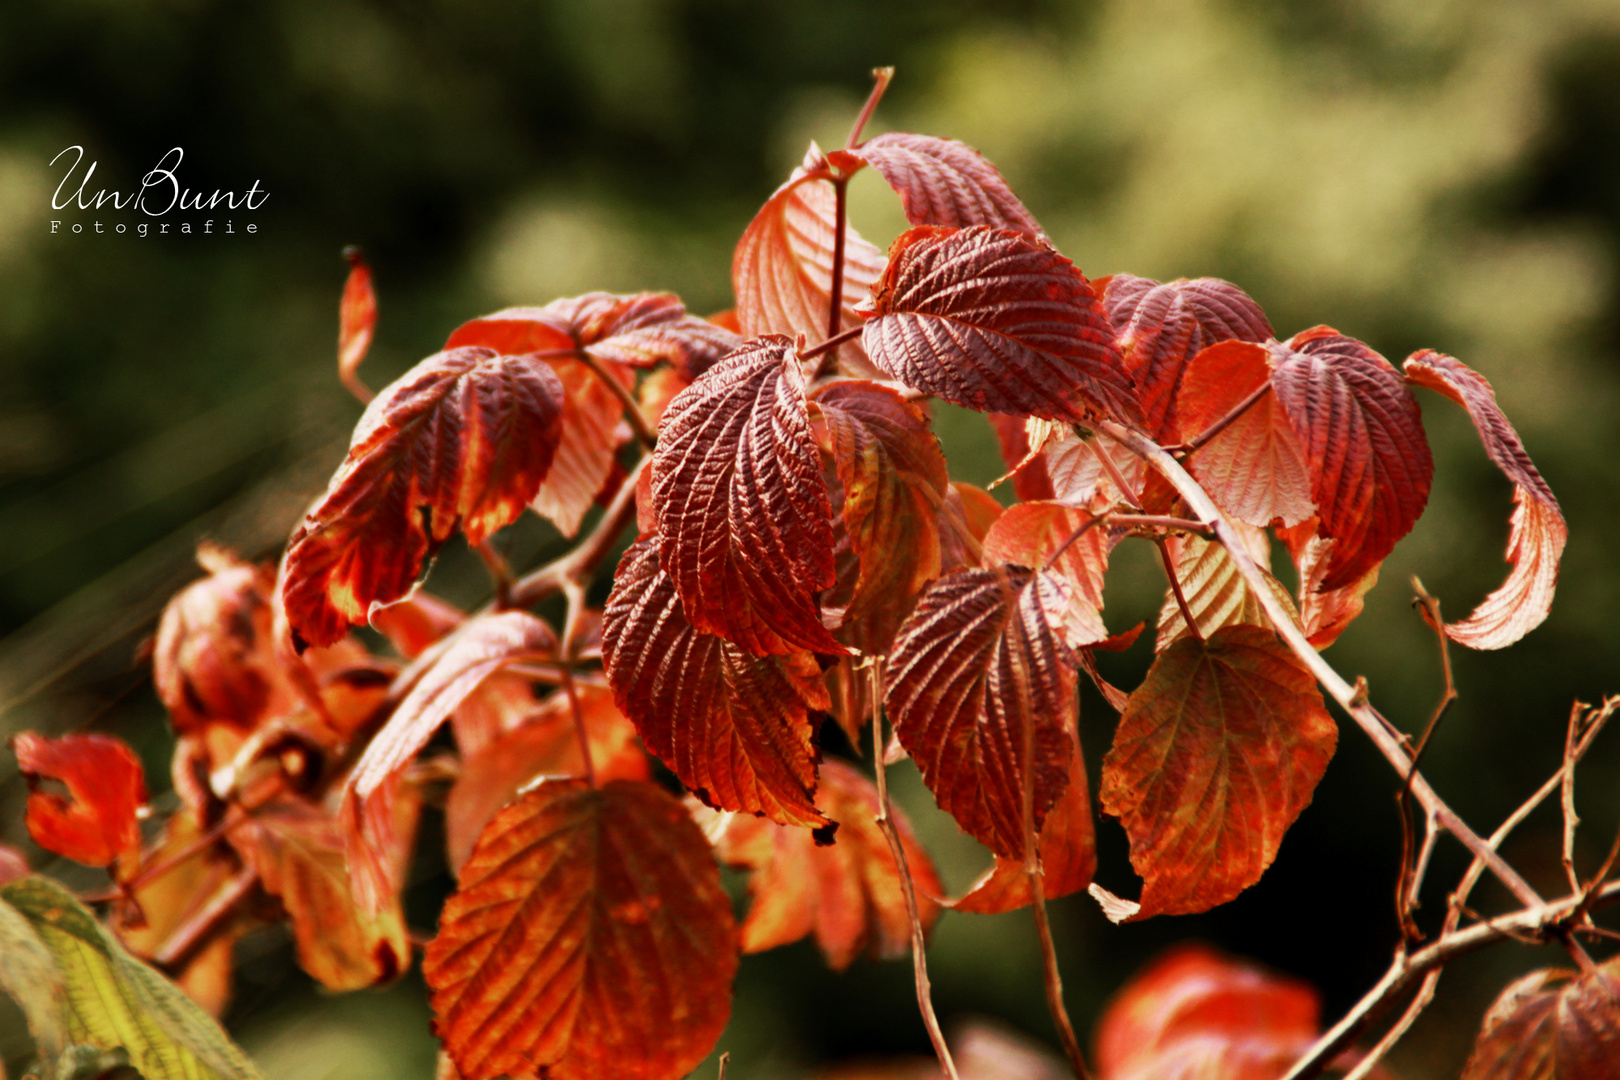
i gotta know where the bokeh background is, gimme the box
[3,0,1620,1077]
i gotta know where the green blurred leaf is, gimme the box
[0,877,262,1080]
[0,890,67,1067]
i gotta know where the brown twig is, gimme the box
[828,176,850,343]
[1166,381,1272,456]
[869,660,960,1080]
[473,539,514,609]
[1562,702,1585,895]
[717,1051,730,1080]
[800,323,864,363]
[1044,512,1110,572]
[559,578,597,788]
[1155,538,1202,643]
[1108,513,1213,535]
[847,66,895,149]
[1396,579,1459,940]
[510,454,647,608]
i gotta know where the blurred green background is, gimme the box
[2,0,1619,1077]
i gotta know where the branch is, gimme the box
[153,866,260,974]
[510,454,647,608]
[1165,380,1272,456]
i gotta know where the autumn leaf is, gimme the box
[1095,943,1320,1080]
[338,247,377,395]
[938,481,1004,572]
[1100,275,1273,444]
[1404,349,1566,649]
[988,411,1056,502]
[734,145,887,375]
[13,732,147,874]
[601,539,831,828]
[651,336,846,656]
[886,565,1102,860]
[714,758,942,971]
[1177,340,1314,529]
[444,684,650,872]
[1100,625,1336,918]
[282,346,566,649]
[854,131,1043,235]
[813,380,950,655]
[1287,528,1380,649]
[425,778,738,1080]
[1270,328,1432,590]
[1155,533,1300,651]
[1041,426,1147,508]
[342,610,557,912]
[981,501,1110,629]
[861,225,1141,426]
[369,591,466,659]
[1461,960,1620,1080]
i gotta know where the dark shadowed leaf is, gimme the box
[602,540,831,828]
[651,337,845,656]
[1461,960,1620,1080]
[861,226,1141,426]
[1100,625,1336,918]
[855,132,1043,235]
[424,778,738,1080]
[282,347,565,649]
[1404,349,1566,649]
[13,732,147,874]
[713,758,942,971]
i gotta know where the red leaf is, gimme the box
[886,565,1101,860]
[733,147,887,375]
[813,380,950,655]
[425,778,738,1080]
[445,684,650,873]
[1099,625,1336,917]
[1042,426,1147,508]
[1462,961,1620,1080]
[342,610,558,912]
[1096,943,1320,1080]
[601,539,831,828]
[981,501,1110,631]
[1177,341,1314,529]
[1101,275,1273,443]
[1270,328,1432,590]
[651,337,845,656]
[714,758,942,971]
[854,131,1043,235]
[938,481,1005,573]
[338,248,377,390]
[1404,349,1566,649]
[861,226,1141,426]
[1288,528,1379,649]
[988,411,1055,502]
[282,347,566,649]
[13,732,147,872]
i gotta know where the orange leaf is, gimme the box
[1102,275,1272,444]
[861,226,1141,427]
[444,684,650,873]
[938,481,1005,572]
[369,591,466,659]
[13,731,147,873]
[601,540,831,829]
[1095,943,1320,1080]
[982,501,1110,622]
[651,337,846,656]
[1461,960,1620,1080]
[1288,529,1379,649]
[733,145,887,376]
[1099,625,1336,918]
[342,610,557,911]
[1039,426,1146,508]
[886,565,1101,860]
[282,346,566,649]
[425,778,738,1080]
[1154,534,1301,652]
[1404,349,1566,649]
[715,758,942,971]
[338,247,377,391]
[854,132,1043,235]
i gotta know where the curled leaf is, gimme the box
[13,732,147,873]
[1404,349,1566,649]
[282,346,566,649]
[1461,960,1620,1080]
[338,248,377,394]
[855,131,1043,234]
[424,779,738,1080]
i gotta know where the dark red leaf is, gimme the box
[1101,275,1273,443]
[651,337,846,656]
[861,226,1141,426]
[601,539,831,829]
[886,565,1101,860]
[1404,349,1566,649]
[1100,625,1336,917]
[282,347,566,649]
[13,732,147,873]
[338,248,377,389]
[425,778,738,1080]
[713,758,942,971]
[1462,960,1620,1080]
[855,131,1043,235]
[1271,328,1432,590]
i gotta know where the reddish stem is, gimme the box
[847,67,895,149]
[827,176,850,344]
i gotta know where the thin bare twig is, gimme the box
[717,1051,730,1080]
[1397,580,1458,940]
[472,539,514,609]
[1108,513,1213,535]
[510,455,647,607]
[1168,381,1273,456]
[1563,702,1584,895]
[1044,512,1110,572]
[1341,968,1440,1080]
[1155,538,1202,644]
[847,67,895,149]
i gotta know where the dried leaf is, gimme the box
[861,226,1141,426]
[1100,625,1336,917]
[445,684,650,873]
[338,248,377,389]
[716,758,942,971]
[855,132,1043,235]
[282,346,566,649]
[601,540,831,828]
[1404,349,1566,649]
[342,610,557,912]
[1155,534,1300,651]
[13,732,147,874]
[1101,275,1273,443]
[651,336,845,656]
[425,778,738,1080]
[1461,961,1620,1080]
[886,566,1100,859]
